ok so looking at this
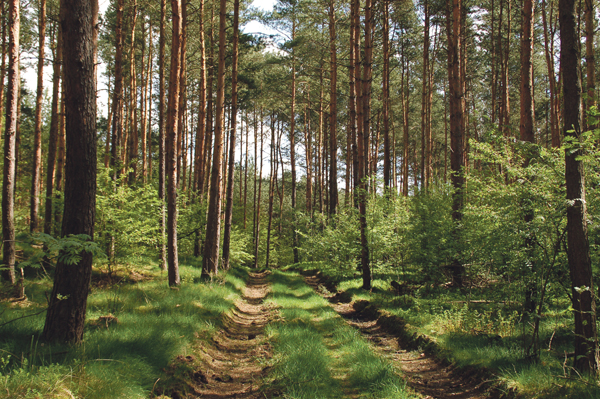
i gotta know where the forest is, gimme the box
[0,0,600,397]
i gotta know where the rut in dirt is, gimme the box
[304,273,500,399]
[185,271,273,399]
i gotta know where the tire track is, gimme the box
[304,273,500,399]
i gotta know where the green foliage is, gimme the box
[96,167,163,266]
[17,233,105,270]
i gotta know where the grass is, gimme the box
[0,262,247,399]
[314,267,600,399]
[265,270,415,399]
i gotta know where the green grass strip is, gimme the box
[0,265,248,399]
[265,270,415,399]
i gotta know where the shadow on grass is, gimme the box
[0,264,248,399]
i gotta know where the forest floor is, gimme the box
[304,273,499,399]
[158,270,273,399]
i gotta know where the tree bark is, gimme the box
[447,0,465,286]
[44,25,62,237]
[520,0,534,143]
[42,0,98,343]
[253,108,264,268]
[194,0,207,196]
[2,0,19,284]
[30,0,46,233]
[157,0,167,270]
[167,0,183,286]
[127,0,138,184]
[559,0,599,373]
[358,0,371,289]
[202,0,227,276]
[584,0,595,130]
[328,0,338,215]
[110,0,124,181]
[382,0,391,191]
[222,0,240,270]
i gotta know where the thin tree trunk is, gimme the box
[0,0,7,141]
[202,5,215,196]
[244,111,249,229]
[265,114,276,268]
[42,0,98,343]
[359,0,372,289]
[328,0,338,215]
[177,0,187,187]
[289,21,299,263]
[127,0,138,183]
[167,0,183,286]
[2,0,19,284]
[253,107,264,268]
[110,0,124,181]
[44,25,61,237]
[158,0,167,270]
[421,0,430,190]
[202,0,227,276]
[222,0,240,270]
[194,0,206,193]
[520,0,535,143]
[305,90,313,215]
[542,0,560,147]
[30,0,46,233]
[382,0,391,191]
[584,0,595,130]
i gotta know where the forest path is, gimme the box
[304,274,496,399]
[182,270,273,398]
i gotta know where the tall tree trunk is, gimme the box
[265,115,276,268]
[2,0,19,284]
[447,0,465,286]
[167,0,183,286]
[521,0,537,320]
[0,0,7,140]
[177,0,187,187]
[158,0,167,270]
[202,0,227,276]
[290,21,299,263]
[401,39,410,196]
[244,111,249,228]
[192,0,206,258]
[127,0,138,183]
[542,0,560,147]
[44,25,62,237]
[42,0,98,343]
[421,0,430,190]
[141,19,152,183]
[194,0,206,194]
[222,0,240,270]
[382,0,391,191]
[559,0,599,373]
[328,0,338,215]
[30,0,46,233]
[110,0,124,181]
[202,5,215,197]
[305,91,313,215]
[318,66,325,213]
[584,0,595,130]
[253,108,264,268]
[358,0,372,290]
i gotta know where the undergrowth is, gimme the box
[326,275,600,399]
[265,270,414,399]
[0,263,246,399]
